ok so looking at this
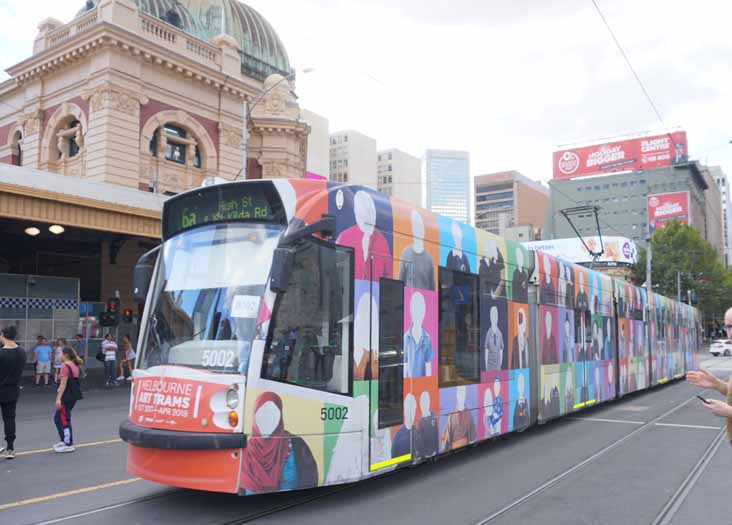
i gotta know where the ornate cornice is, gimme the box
[81,82,149,113]
[220,124,243,148]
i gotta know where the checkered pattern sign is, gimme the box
[0,297,78,310]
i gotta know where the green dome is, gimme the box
[78,0,291,80]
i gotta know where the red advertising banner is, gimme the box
[131,374,237,433]
[647,191,690,234]
[553,131,688,180]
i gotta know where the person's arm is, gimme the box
[56,375,67,409]
[687,368,729,396]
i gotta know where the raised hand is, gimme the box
[686,368,721,390]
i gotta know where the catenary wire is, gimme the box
[590,0,671,136]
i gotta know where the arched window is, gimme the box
[10,130,22,166]
[149,124,203,169]
[53,117,83,161]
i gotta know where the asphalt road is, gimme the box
[1,353,729,525]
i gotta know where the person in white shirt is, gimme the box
[101,334,118,387]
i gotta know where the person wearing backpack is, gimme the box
[0,325,27,460]
[53,347,83,453]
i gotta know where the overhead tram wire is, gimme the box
[591,0,671,135]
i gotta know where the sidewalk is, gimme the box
[19,367,133,395]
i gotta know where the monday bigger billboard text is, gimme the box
[553,131,688,180]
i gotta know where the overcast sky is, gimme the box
[2,0,731,185]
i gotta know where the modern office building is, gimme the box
[474,171,549,236]
[425,149,470,224]
[545,162,725,263]
[329,130,377,188]
[301,109,329,179]
[710,166,732,267]
[377,148,421,207]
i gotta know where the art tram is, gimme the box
[119,179,701,495]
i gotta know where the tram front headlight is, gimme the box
[226,388,239,409]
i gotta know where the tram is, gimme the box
[119,179,701,495]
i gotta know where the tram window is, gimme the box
[438,267,480,387]
[262,240,354,395]
[378,278,405,428]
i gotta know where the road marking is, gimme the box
[0,478,140,511]
[570,417,644,425]
[15,438,122,457]
[654,422,722,431]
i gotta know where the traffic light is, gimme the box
[100,298,120,327]
[123,308,133,323]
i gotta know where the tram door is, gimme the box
[367,256,416,474]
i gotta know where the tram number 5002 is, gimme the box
[320,406,349,421]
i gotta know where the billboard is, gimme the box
[647,191,690,234]
[553,131,688,180]
[523,236,637,266]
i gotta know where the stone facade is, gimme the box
[0,0,309,195]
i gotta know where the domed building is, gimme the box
[0,0,310,349]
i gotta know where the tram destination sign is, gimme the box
[163,182,285,239]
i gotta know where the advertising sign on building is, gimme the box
[553,131,688,180]
[523,236,637,266]
[647,191,690,234]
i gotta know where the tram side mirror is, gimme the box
[133,245,161,304]
[270,247,295,293]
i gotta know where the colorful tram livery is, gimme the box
[119,180,701,495]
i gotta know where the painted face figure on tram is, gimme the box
[483,388,495,438]
[392,393,417,458]
[399,210,435,290]
[336,190,392,281]
[513,372,529,429]
[511,307,529,369]
[241,392,318,494]
[483,305,505,372]
[404,292,433,378]
[562,313,574,363]
[445,221,471,273]
[414,390,438,459]
[512,247,529,303]
[479,237,505,298]
[565,366,575,412]
[576,271,589,312]
[354,291,378,381]
[442,385,476,451]
[542,310,558,365]
[540,254,556,304]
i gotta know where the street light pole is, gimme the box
[240,68,314,181]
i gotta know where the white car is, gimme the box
[710,339,732,357]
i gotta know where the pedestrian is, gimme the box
[73,334,88,378]
[53,338,66,384]
[118,334,135,382]
[0,325,27,459]
[34,336,52,387]
[688,306,732,419]
[53,347,83,453]
[101,334,118,387]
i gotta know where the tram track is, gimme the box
[651,427,726,525]
[473,393,709,524]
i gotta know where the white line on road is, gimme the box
[654,422,722,431]
[569,417,645,425]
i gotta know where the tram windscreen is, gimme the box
[138,222,283,373]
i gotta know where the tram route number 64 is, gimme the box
[321,406,349,421]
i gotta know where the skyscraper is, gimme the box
[425,150,470,224]
[377,149,422,207]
